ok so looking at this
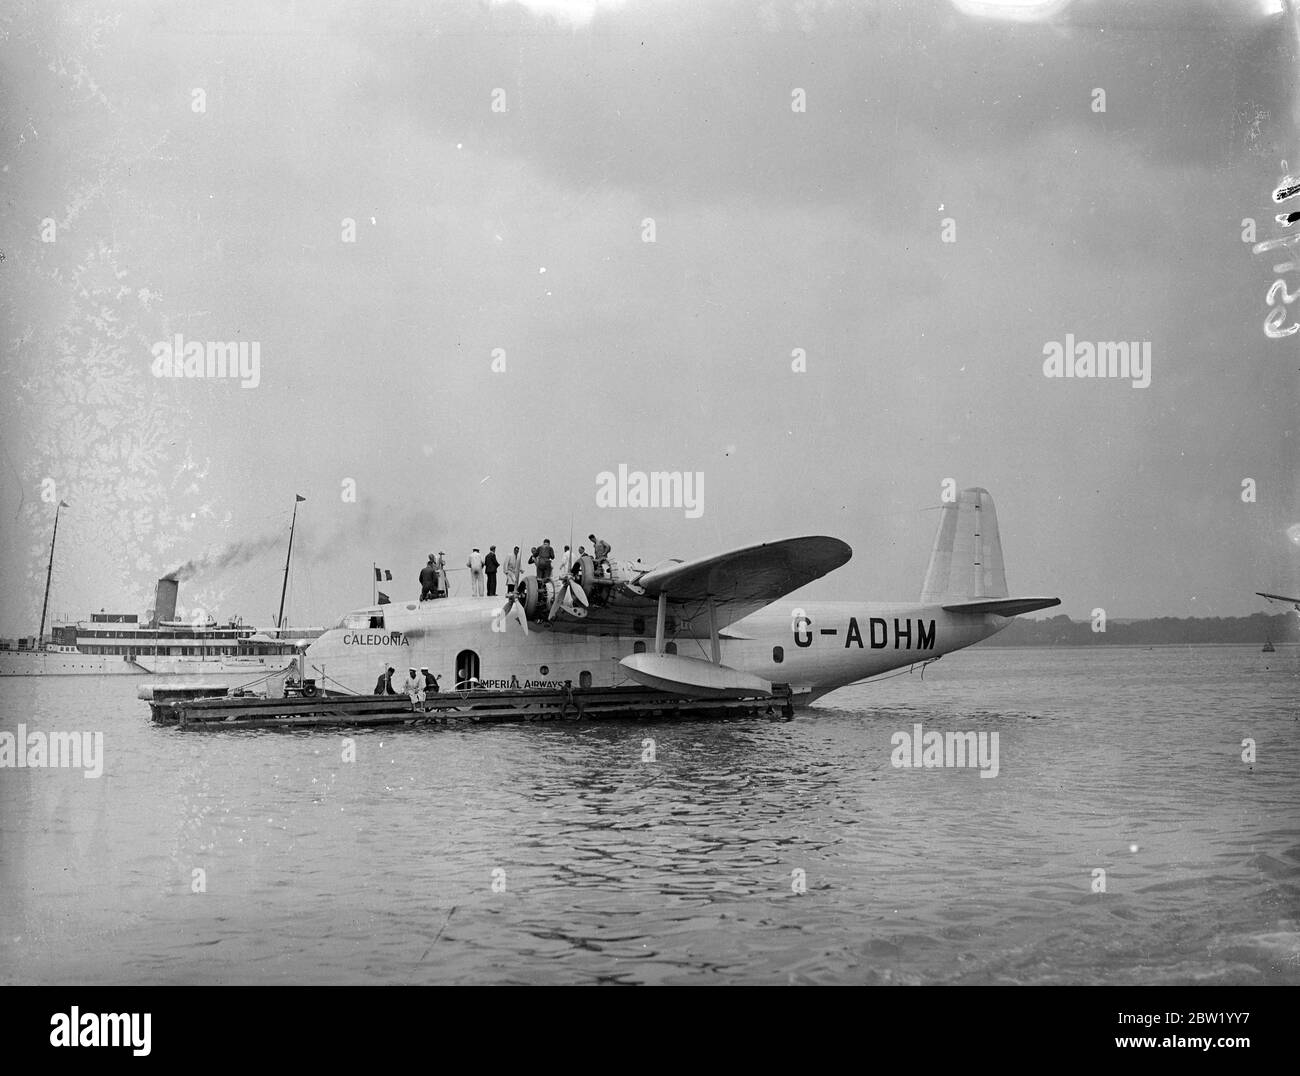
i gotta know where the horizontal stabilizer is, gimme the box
[942,597,1061,617]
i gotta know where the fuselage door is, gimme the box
[455,649,480,689]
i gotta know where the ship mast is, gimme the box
[37,500,69,647]
[276,494,305,630]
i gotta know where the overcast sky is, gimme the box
[1,0,1297,633]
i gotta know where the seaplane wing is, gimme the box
[639,536,851,611]
[1257,591,1300,612]
[547,536,852,636]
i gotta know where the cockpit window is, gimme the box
[337,610,383,630]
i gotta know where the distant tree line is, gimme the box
[978,613,1298,647]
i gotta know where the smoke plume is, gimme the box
[166,532,285,583]
[165,497,441,583]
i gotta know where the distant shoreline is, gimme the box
[979,611,1297,648]
[976,641,1298,650]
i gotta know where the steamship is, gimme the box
[0,575,321,680]
[4,494,324,681]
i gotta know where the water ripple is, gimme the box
[1,645,1297,983]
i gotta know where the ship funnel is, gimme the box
[152,575,179,626]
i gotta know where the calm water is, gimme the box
[1,645,1297,985]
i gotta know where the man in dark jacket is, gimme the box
[421,667,439,694]
[535,539,553,582]
[419,554,438,601]
[374,664,396,695]
[484,546,499,596]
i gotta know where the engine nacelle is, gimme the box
[517,576,582,619]
[517,555,643,620]
[519,575,544,619]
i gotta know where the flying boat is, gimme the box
[306,487,1060,706]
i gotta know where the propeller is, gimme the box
[548,573,589,620]
[550,513,591,619]
[492,536,530,632]
[494,592,528,634]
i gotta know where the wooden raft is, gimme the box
[149,684,795,729]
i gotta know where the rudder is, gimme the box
[920,487,1008,603]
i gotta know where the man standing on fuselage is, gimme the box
[505,546,521,594]
[535,540,553,583]
[419,554,438,601]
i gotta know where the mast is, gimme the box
[277,494,305,630]
[38,500,69,647]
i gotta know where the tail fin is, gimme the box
[920,487,1008,603]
